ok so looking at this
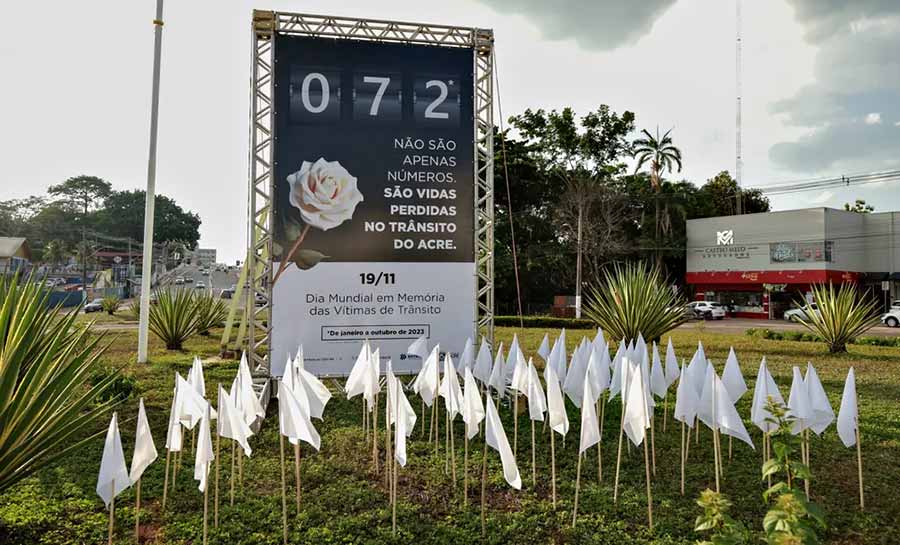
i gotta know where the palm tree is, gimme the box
[632,127,682,265]
[42,239,67,271]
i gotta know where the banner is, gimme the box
[270,35,476,377]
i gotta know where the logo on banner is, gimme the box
[716,230,734,246]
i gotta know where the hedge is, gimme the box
[493,315,597,329]
[745,327,900,347]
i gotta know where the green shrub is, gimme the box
[796,283,880,353]
[194,292,229,336]
[492,315,596,329]
[127,298,140,320]
[148,289,200,350]
[100,295,120,315]
[89,366,136,404]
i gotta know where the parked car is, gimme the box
[784,303,819,322]
[891,300,900,310]
[220,288,234,299]
[195,282,206,289]
[687,301,726,320]
[84,298,104,313]
[882,309,900,328]
[185,277,194,283]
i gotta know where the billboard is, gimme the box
[270,35,476,377]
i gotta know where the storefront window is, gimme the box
[712,291,765,314]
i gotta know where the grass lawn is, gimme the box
[1,323,897,544]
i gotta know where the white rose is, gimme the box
[286,158,364,231]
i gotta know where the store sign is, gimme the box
[269,35,477,377]
[716,229,734,246]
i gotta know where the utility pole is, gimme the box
[735,0,743,215]
[138,0,165,363]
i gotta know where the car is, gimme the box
[784,303,819,322]
[185,277,194,283]
[174,277,185,285]
[220,288,234,299]
[686,301,727,320]
[201,269,210,276]
[195,282,206,289]
[882,309,900,328]
[84,298,104,313]
[892,300,900,310]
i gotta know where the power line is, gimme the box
[755,169,900,196]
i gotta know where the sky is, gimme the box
[1,0,899,263]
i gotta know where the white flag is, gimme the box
[193,406,215,492]
[484,394,522,489]
[805,363,834,435]
[96,412,131,508]
[545,334,562,385]
[456,337,475,376]
[697,362,717,429]
[608,340,626,399]
[664,337,680,388]
[836,367,858,448]
[296,366,331,421]
[176,373,209,430]
[440,354,464,418]
[508,337,529,394]
[545,363,569,436]
[750,358,784,434]
[189,356,206,399]
[488,343,506,396]
[674,362,698,428]
[218,385,252,456]
[650,342,667,399]
[578,378,600,453]
[473,338,493,385]
[525,359,547,421]
[537,333,551,362]
[554,329,568,384]
[393,374,415,467]
[712,372,754,448]
[278,380,321,450]
[563,344,589,407]
[787,366,812,434]
[407,335,429,361]
[684,341,707,397]
[462,367,485,439]
[412,345,441,406]
[237,352,265,425]
[586,344,610,402]
[165,379,183,452]
[722,348,748,402]
[387,364,417,433]
[129,398,157,483]
[623,362,651,447]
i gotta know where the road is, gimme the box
[675,317,900,337]
[163,263,239,295]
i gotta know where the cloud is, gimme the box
[768,4,900,173]
[472,0,677,50]
[810,190,834,204]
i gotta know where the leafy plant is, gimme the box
[100,295,120,315]
[760,399,826,544]
[583,260,687,342]
[695,488,748,545]
[128,298,141,320]
[796,283,880,353]
[194,291,228,336]
[148,288,200,350]
[89,366,137,404]
[0,274,120,493]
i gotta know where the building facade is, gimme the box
[192,247,217,266]
[686,208,899,318]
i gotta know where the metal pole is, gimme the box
[137,0,165,363]
[735,0,743,215]
[575,200,583,319]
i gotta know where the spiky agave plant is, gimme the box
[797,282,880,353]
[583,261,687,342]
[148,288,200,350]
[194,291,228,336]
[101,295,121,315]
[0,274,120,493]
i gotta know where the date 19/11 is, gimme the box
[359,272,396,286]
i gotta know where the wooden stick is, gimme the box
[192,429,196,457]
[513,394,519,456]
[108,479,115,545]
[134,478,141,543]
[613,407,626,503]
[172,449,179,492]
[230,440,236,506]
[571,452,583,528]
[550,428,557,507]
[433,399,439,456]
[685,423,692,461]
[421,398,426,439]
[597,398,603,482]
[373,394,380,474]
[643,435,654,529]
[279,433,288,545]
[385,391,392,491]
[215,429,220,528]
[364,397,369,439]
[712,428,721,493]
[238,445,244,494]
[856,426,865,511]
[650,410,657,476]
[445,410,450,476]
[294,443,301,513]
[162,450,171,511]
[203,473,209,545]
[804,429,810,498]
[450,415,457,485]
[531,418,536,488]
[392,446,399,535]
[598,394,606,482]
[464,431,469,507]
[680,421,685,495]
[480,436,488,537]
[663,394,668,433]
[765,433,771,489]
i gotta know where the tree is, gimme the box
[509,106,635,317]
[632,127,683,267]
[47,175,112,217]
[42,240,68,270]
[96,190,201,248]
[699,171,770,217]
[844,199,874,214]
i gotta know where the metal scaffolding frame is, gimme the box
[247,10,495,376]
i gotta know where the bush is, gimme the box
[128,298,140,320]
[89,366,137,403]
[796,283,880,353]
[194,292,229,336]
[100,295,120,315]
[148,289,200,350]
[493,315,596,329]
[583,261,687,341]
